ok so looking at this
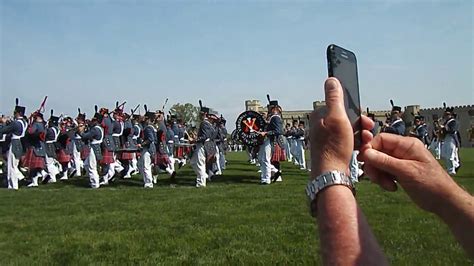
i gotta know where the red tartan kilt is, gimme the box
[271,144,286,162]
[119,151,135,161]
[80,146,90,160]
[100,149,115,164]
[175,147,185,158]
[185,147,192,154]
[22,148,45,169]
[56,149,71,163]
[154,153,171,166]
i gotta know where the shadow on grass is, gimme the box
[209,173,259,184]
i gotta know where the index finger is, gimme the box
[370,133,430,161]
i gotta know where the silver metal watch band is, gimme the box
[306,170,355,216]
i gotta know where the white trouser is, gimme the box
[296,140,306,168]
[219,151,226,170]
[213,145,222,175]
[349,150,360,183]
[166,156,175,174]
[441,136,459,174]
[103,154,124,181]
[126,153,138,176]
[285,139,293,161]
[29,172,41,187]
[45,154,59,182]
[84,150,100,188]
[429,140,441,160]
[258,138,272,184]
[72,142,83,176]
[131,154,138,171]
[139,151,153,188]
[191,143,207,187]
[7,146,24,190]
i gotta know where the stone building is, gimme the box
[245,100,474,147]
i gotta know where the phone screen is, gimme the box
[327,44,362,149]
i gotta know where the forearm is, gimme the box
[435,183,474,257]
[317,186,388,265]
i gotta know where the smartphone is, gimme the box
[327,44,362,150]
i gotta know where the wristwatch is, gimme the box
[306,170,355,217]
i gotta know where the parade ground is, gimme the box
[0,149,473,265]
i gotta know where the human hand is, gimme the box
[309,78,356,176]
[358,133,460,213]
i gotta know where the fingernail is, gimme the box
[325,78,338,91]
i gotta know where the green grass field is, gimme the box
[0,149,473,265]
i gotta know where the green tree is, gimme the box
[169,103,200,126]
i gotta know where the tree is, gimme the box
[169,103,200,126]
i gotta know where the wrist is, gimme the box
[311,164,349,178]
[433,180,472,219]
[307,170,355,217]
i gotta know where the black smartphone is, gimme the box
[326,44,362,150]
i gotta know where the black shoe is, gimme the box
[178,162,184,169]
[455,163,461,172]
[170,171,177,182]
[271,171,281,183]
[68,169,77,179]
[41,175,51,184]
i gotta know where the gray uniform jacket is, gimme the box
[0,118,28,157]
[27,122,47,157]
[102,117,115,152]
[142,124,157,157]
[444,118,460,147]
[45,126,59,158]
[384,119,406,136]
[81,126,104,161]
[197,120,217,160]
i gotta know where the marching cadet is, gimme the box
[217,115,228,172]
[155,111,176,183]
[150,114,174,182]
[382,100,406,135]
[70,109,86,177]
[283,123,293,162]
[137,106,157,188]
[43,110,61,184]
[429,119,442,160]
[0,115,8,176]
[257,96,286,185]
[294,120,306,170]
[99,108,119,185]
[190,101,216,187]
[174,119,187,168]
[409,114,430,147]
[366,108,381,136]
[109,106,126,182]
[120,112,137,179]
[79,108,104,188]
[441,105,461,175]
[208,112,222,177]
[56,116,74,180]
[0,100,28,189]
[24,111,47,187]
[289,119,300,165]
[124,112,142,178]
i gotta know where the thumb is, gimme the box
[324,77,346,117]
[363,148,408,179]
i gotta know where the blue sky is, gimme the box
[1,0,472,129]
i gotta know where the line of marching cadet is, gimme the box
[243,99,463,185]
[0,99,228,189]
